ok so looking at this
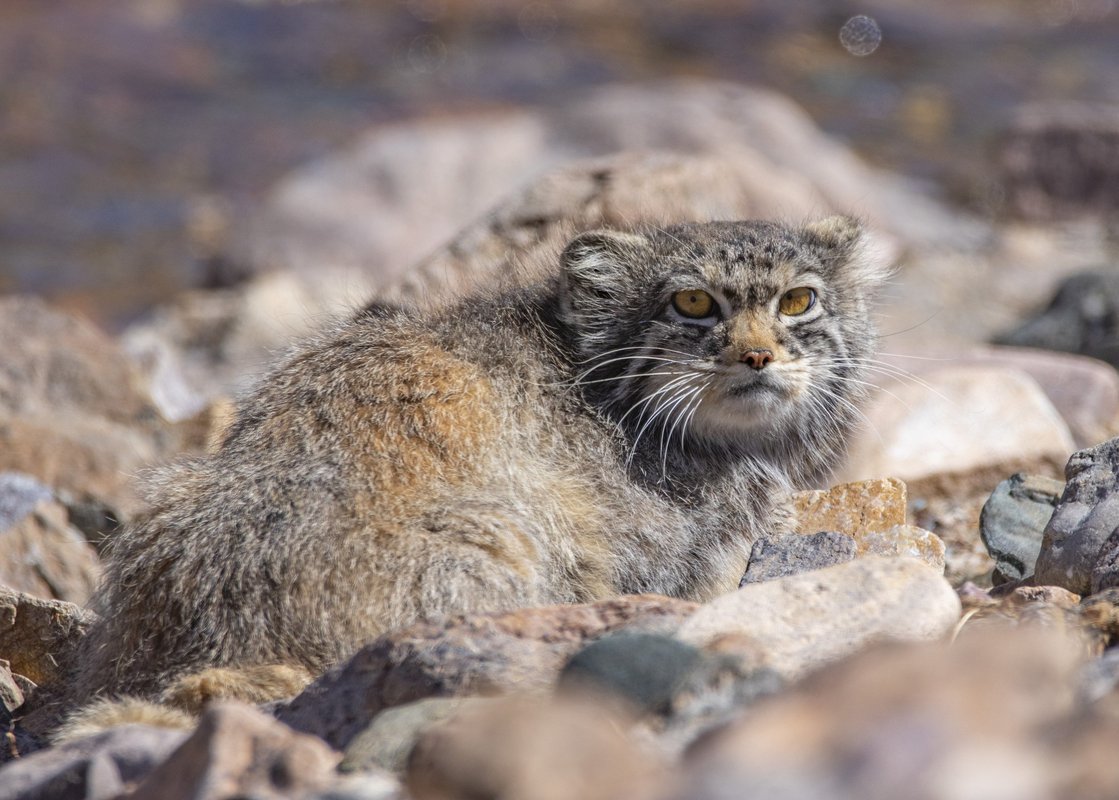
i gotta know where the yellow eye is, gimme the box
[779,287,816,316]
[672,290,715,319]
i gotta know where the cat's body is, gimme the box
[71,218,887,705]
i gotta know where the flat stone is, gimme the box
[980,473,1064,584]
[677,556,961,680]
[1035,437,1119,595]
[792,478,908,537]
[838,366,1075,485]
[127,702,339,800]
[740,531,856,585]
[278,594,698,750]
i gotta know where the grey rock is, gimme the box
[740,531,856,586]
[980,473,1064,584]
[340,697,487,776]
[0,725,187,800]
[996,269,1119,369]
[558,633,702,714]
[0,474,52,533]
[1034,437,1119,594]
[1092,527,1119,594]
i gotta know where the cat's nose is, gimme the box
[740,349,774,370]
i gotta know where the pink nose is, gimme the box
[740,349,773,370]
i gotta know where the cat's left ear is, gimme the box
[802,216,893,287]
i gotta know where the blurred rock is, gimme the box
[0,297,178,526]
[1035,437,1119,595]
[980,473,1064,585]
[239,80,986,305]
[122,271,372,420]
[0,473,101,604]
[386,149,836,307]
[740,531,856,585]
[839,366,1075,485]
[677,627,1088,800]
[340,697,489,776]
[0,585,92,687]
[792,478,908,537]
[999,104,1119,219]
[0,724,187,800]
[278,595,698,750]
[677,556,961,680]
[406,695,668,800]
[126,702,339,800]
[558,633,702,715]
[995,270,1119,371]
[880,346,1119,452]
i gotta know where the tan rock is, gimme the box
[0,585,92,686]
[677,556,961,679]
[127,702,339,800]
[278,594,698,750]
[407,695,668,800]
[856,524,946,572]
[0,297,178,523]
[792,477,908,537]
[839,366,1075,485]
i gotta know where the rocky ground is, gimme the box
[2,80,1119,799]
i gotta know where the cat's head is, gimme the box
[558,218,891,479]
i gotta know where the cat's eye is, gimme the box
[779,287,816,316]
[672,290,716,319]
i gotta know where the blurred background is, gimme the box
[3,0,1118,329]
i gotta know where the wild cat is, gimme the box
[67,216,888,717]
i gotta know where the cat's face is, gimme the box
[559,218,890,466]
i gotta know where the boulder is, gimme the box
[677,556,961,680]
[838,366,1075,485]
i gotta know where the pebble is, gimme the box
[792,478,907,537]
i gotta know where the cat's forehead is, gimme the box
[658,223,819,300]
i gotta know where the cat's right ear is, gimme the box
[560,229,650,304]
